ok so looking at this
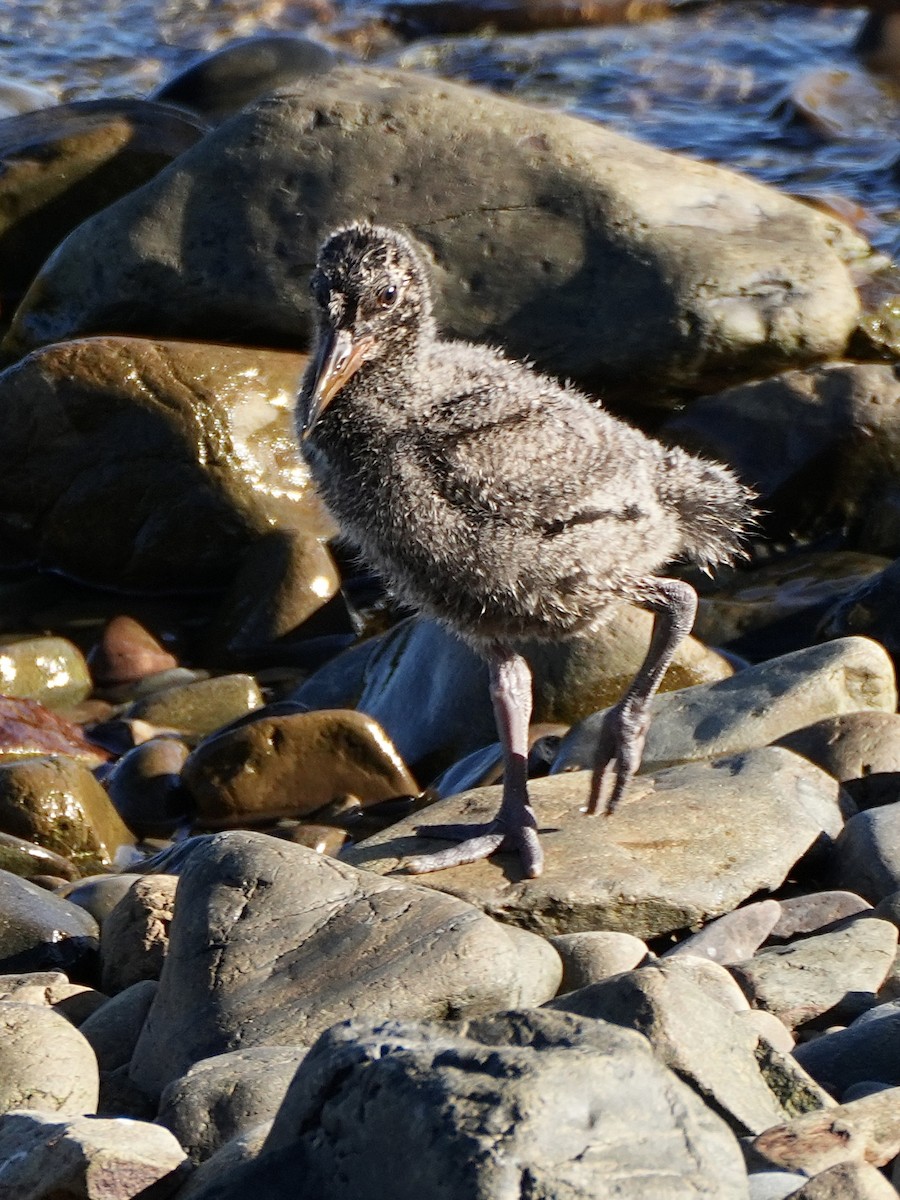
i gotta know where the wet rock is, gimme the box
[87,614,178,688]
[2,67,862,395]
[0,831,79,881]
[100,874,177,995]
[79,979,157,1073]
[128,831,562,1100]
[793,1003,900,1091]
[0,98,208,318]
[819,556,900,663]
[57,874,145,927]
[388,0,676,35]
[104,738,191,837]
[0,756,134,871]
[773,891,872,940]
[776,713,900,810]
[730,916,898,1028]
[0,636,91,709]
[552,637,896,777]
[692,550,890,655]
[835,803,900,902]
[0,1108,188,1197]
[0,1001,99,1114]
[124,673,263,740]
[792,1161,900,1199]
[549,930,649,991]
[0,337,337,648]
[662,363,900,543]
[345,747,846,937]
[750,1085,900,1173]
[251,1010,748,1200]
[550,959,831,1136]
[181,708,419,828]
[156,1046,308,1163]
[152,33,340,123]
[665,900,782,964]
[0,870,98,975]
[0,695,107,767]
[304,614,732,782]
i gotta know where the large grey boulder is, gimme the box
[185,1010,749,1199]
[3,66,863,394]
[129,831,561,1098]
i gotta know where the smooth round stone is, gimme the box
[0,870,99,975]
[124,673,264,740]
[664,900,782,965]
[693,550,890,651]
[0,755,134,871]
[57,874,145,927]
[0,695,108,767]
[835,803,900,902]
[772,891,871,939]
[0,339,337,654]
[777,712,900,810]
[663,364,900,544]
[552,636,897,778]
[104,738,191,837]
[79,978,158,1073]
[182,709,419,828]
[738,1009,794,1054]
[152,33,340,123]
[87,614,178,688]
[0,1001,99,1114]
[0,636,92,710]
[549,931,648,991]
[0,831,79,881]
[747,1172,808,1200]
[0,98,208,317]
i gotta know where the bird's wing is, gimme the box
[424,387,637,534]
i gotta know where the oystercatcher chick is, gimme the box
[297,222,753,879]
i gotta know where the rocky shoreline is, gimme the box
[0,34,899,1200]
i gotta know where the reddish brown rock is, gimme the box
[0,696,109,767]
[87,615,178,688]
[751,1086,900,1172]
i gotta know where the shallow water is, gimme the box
[0,0,898,257]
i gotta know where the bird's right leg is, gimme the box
[588,577,697,816]
[406,643,543,878]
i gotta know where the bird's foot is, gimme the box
[406,814,543,878]
[587,699,650,816]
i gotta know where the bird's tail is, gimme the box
[659,445,757,572]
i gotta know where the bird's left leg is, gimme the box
[406,643,543,878]
[588,577,697,816]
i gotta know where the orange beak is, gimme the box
[300,328,374,439]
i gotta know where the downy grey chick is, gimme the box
[297,222,753,878]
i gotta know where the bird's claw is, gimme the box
[587,700,650,816]
[406,814,543,878]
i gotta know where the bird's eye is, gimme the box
[376,283,398,310]
[309,273,329,308]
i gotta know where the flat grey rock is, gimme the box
[129,831,561,1099]
[665,900,782,965]
[549,959,832,1136]
[730,916,898,1028]
[552,637,897,777]
[345,747,848,937]
[3,65,862,397]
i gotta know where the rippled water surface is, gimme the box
[1,0,898,256]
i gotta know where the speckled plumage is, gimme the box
[297,223,754,877]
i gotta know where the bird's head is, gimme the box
[298,222,433,439]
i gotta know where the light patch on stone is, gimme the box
[35,653,71,690]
